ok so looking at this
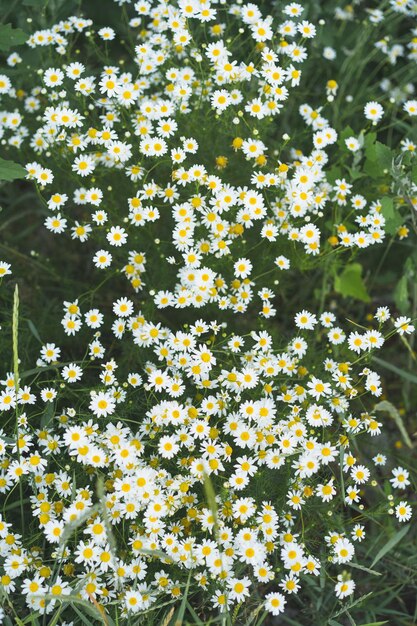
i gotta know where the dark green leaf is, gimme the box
[380,197,402,235]
[334,263,370,302]
[0,157,26,182]
[326,166,342,185]
[41,402,54,429]
[364,141,393,178]
[0,24,28,51]
[339,125,355,148]
[394,275,409,313]
[364,132,377,149]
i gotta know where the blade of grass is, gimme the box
[137,547,173,563]
[332,593,373,618]
[72,605,98,626]
[371,524,411,568]
[282,616,309,626]
[40,594,107,624]
[12,284,19,396]
[186,601,206,626]
[245,608,268,626]
[372,356,417,385]
[58,503,100,547]
[44,608,62,626]
[12,284,25,536]
[203,471,219,537]
[26,319,42,343]
[346,612,356,626]
[96,476,119,581]
[373,401,413,448]
[173,571,191,626]
[348,562,382,577]
[161,607,175,626]
[339,445,345,507]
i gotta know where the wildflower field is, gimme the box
[0,0,417,624]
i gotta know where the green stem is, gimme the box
[12,285,25,537]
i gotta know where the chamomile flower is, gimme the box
[295,310,317,330]
[99,27,116,40]
[335,577,355,599]
[89,391,116,417]
[107,226,127,247]
[345,136,360,151]
[93,249,112,268]
[390,467,410,489]
[395,501,412,522]
[394,316,415,336]
[265,591,286,615]
[364,101,384,123]
[0,262,12,278]
[62,363,83,383]
[72,154,96,177]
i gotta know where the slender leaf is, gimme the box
[203,471,219,536]
[374,401,413,448]
[282,616,308,626]
[244,608,268,626]
[332,593,373,618]
[72,605,99,626]
[372,356,417,385]
[186,601,206,626]
[339,445,345,508]
[173,572,191,626]
[371,524,411,568]
[137,547,173,563]
[46,608,63,626]
[348,562,382,577]
[59,504,99,547]
[27,319,42,343]
[161,607,175,626]
[394,275,409,313]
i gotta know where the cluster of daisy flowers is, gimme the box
[0,0,416,622]
[367,1,417,69]
[1,0,411,322]
[316,1,417,156]
[331,0,417,64]
[0,302,414,618]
